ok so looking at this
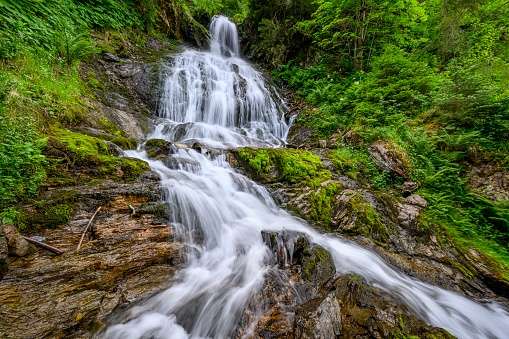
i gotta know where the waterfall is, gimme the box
[101,16,509,339]
[154,16,288,149]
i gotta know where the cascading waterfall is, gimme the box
[102,16,509,339]
[153,16,288,149]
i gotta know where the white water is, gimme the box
[102,16,509,339]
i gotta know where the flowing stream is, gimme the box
[102,16,509,339]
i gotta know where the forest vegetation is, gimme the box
[1,0,508,278]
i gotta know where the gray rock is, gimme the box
[406,194,428,207]
[402,181,419,196]
[319,140,327,148]
[294,292,342,339]
[102,52,120,62]
[327,133,340,148]
[0,221,8,281]
[4,223,30,257]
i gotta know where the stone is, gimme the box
[102,52,120,62]
[406,194,428,207]
[144,139,173,160]
[397,203,422,231]
[343,129,362,146]
[294,292,342,339]
[0,221,7,281]
[367,141,410,178]
[192,142,203,153]
[467,163,509,203]
[327,133,341,148]
[3,223,30,257]
[401,181,419,197]
[319,140,327,148]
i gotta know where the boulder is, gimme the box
[467,163,509,203]
[367,141,410,178]
[343,129,362,146]
[0,221,7,281]
[401,181,419,197]
[3,223,30,257]
[144,139,174,160]
[294,292,342,339]
[406,194,428,207]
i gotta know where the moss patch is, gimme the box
[236,147,331,186]
[15,190,77,232]
[307,181,342,228]
[344,194,390,243]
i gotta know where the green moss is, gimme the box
[237,147,331,185]
[88,77,104,90]
[121,158,149,181]
[307,181,341,228]
[53,128,110,164]
[15,190,77,231]
[345,194,390,243]
[111,137,137,150]
[301,246,334,282]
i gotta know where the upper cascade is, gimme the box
[155,15,288,148]
[210,15,240,58]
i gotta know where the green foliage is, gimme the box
[0,93,47,208]
[354,45,438,124]
[57,30,99,68]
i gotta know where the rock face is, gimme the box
[0,222,7,281]
[236,230,454,339]
[368,141,410,178]
[0,178,182,338]
[468,163,509,202]
[229,147,509,303]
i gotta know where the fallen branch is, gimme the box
[23,237,64,255]
[76,206,102,251]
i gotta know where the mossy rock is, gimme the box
[145,139,173,160]
[333,193,390,243]
[121,158,149,181]
[15,190,77,232]
[235,147,331,186]
[300,246,336,284]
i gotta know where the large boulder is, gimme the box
[367,141,410,178]
[0,221,7,281]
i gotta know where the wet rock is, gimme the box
[3,223,31,257]
[102,52,120,62]
[163,155,201,172]
[331,191,389,243]
[145,139,173,160]
[406,194,428,207]
[0,182,182,338]
[300,246,336,285]
[192,142,203,153]
[367,141,410,178]
[0,221,7,281]
[401,181,418,197]
[288,125,316,145]
[294,292,342,339]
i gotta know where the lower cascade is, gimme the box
[101,16,509,339]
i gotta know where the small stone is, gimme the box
[401,181,419,197]
[4,223,31,257]
[319,140,327,149]
[367,141,410,179]
[192,142,203,153]
[102,52,120,62]
[405,194,428,207]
